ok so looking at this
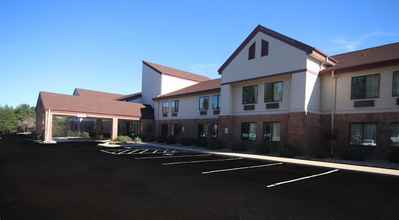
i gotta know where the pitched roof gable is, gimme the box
[218,25,333,74]
[143,61,210,82]
[154,79,220,100]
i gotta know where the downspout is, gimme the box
[331,70,337,156]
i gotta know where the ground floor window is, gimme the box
[161,124,168,138]
[263,122,280,143]
[211,123,218,138]
[171,124,181,137]
[390,123,399,146]
[350,123,377,146]
[198,123,208,138]
[241,122,257,142]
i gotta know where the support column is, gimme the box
[112,117,118,140]
[44,109,54,143]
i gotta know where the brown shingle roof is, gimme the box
[39,91,144,118]
[73,88,124,100]
[218,25,334,74]
[321,42,399,74]
[143,61,210,82]
[154,79,220,100]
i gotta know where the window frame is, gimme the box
[241,122,257,142]
[211,95,220,110]
[351,74,380,100]
[161,102,169,117]
[211,123,218,138]
[349,122,377,147]
[248,42,256,60]
[264,81,284,103]
[198,123,209,138]
[393,71,399,97]
[390,123,399,147]
[263,122,281,144]
[242,85,258,105]
[171,100,179,116]
[261,40,269,57]
[198,96,209,113]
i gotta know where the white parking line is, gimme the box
[118,149,131,154]
[100,150,116,155]
[202,162,283,174]
[135,154,212,160]
[266,169,339,188]
[138,149,149,154]
[127,149,142,154]
[152,150,159,154]
[162,158,242,165]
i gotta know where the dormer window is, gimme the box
[261,40,269,57]
[248,42,256,60]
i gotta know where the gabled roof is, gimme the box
[38,91,145,118]
[154,79,220,100]
[118,92,142,101]
[218,25,334,74]
[143,61,210,82]
[321,42,399,74]
[73,88,124,100]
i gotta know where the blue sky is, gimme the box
[1,0,399,106]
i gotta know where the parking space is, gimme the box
[3,137,399,219]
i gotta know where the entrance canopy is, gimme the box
[36,89,148,143]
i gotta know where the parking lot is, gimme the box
[1,136,399,219]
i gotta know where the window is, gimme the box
[350,123,377,146]
[161,102,169,117]
[391,123,399,146]
[160,124,168,138]
[242,85,258,105]
[171,100,179,116]
[211,123,218,138]
[261,40,269,57]
[264,81,283,103]
[248,42,256,60]
[172,124,181,136]
[351,74,380,99]
[241,122,257,142]
[393,71,399,97]
[263,122,281,143]
[212,95,220,114]
[198,123,208,138]
[199,96,209,114]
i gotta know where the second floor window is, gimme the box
[248,42,256,60]
[171,100,179,116]
[242,85,258,105]
[393,71,399,97]
[261,40,269,57]
[212,95,220,110]
[264,81,283,103]
[199,96,209,113]
[161,102,169,117]
[351,74,380,99]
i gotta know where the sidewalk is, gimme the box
[137,142,399,177]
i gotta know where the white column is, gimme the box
[112,117,118,140]
[220,84,233,115]
[44,109,53,143]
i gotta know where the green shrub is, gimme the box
[231,142,247,152]
[207,138,224,150]
[166,135,177,145]
[388,147,399,163]
[279,144,300,158]
[133,136,142,144]
[81,132,90,139]
[179,138,195,146]
[341,146,374,161]
[255,143,272,154]
[116,135,132,144]
[194,138,208,147]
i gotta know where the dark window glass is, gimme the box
[241,122,257,142]
[391,123,399,146]
[393,71,399,97]
[211,95,220,110]
[211,123,218,138]
[350,123,377,146]
[172,124,181,136]
[161,102,169,116]
[248,42,256,60]
[351,74,380,99]
[261,40,269,57]
[171,100,179,113]
[198,123,208,138]
[264,81,283,102]
[263,122,281,143]
[199,96,209,112]
[242,85,258,105]
[161,124,168,137]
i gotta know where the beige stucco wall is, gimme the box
[320,64,399,114]
[221,31,308,84]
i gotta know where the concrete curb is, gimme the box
[142,142,399,177]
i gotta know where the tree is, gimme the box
[0,105,18,135]
[14,104,35,132]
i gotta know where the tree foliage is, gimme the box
[0,104,36,135]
